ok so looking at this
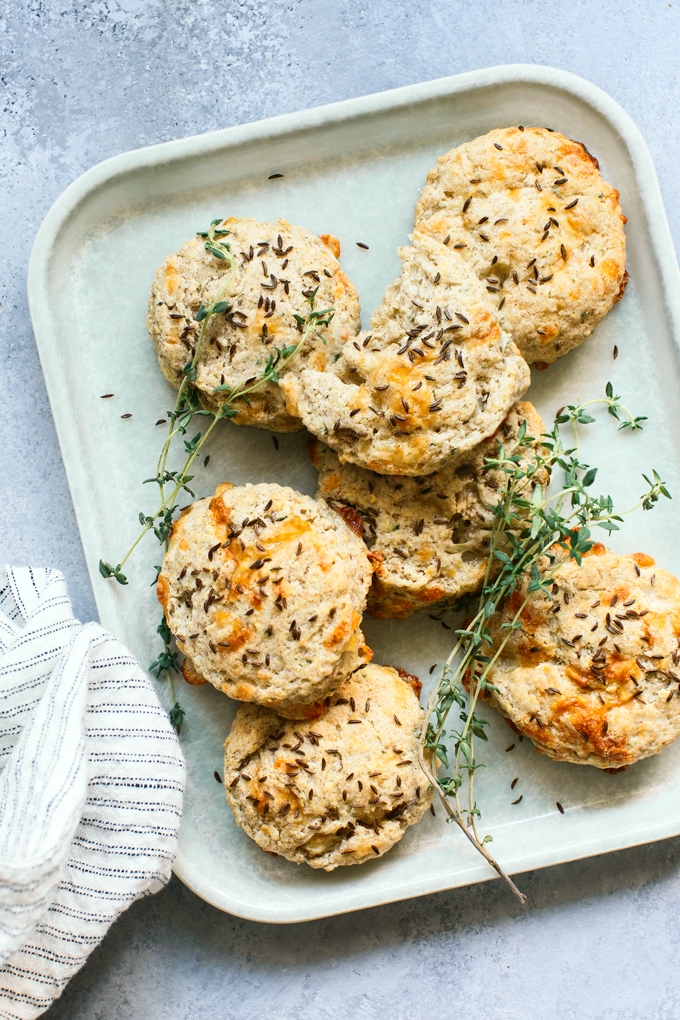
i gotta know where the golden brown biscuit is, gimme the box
[223,663,433,869]
[485,546,680,768]
[147,217,360,431]
[282,233,530,475]
[157,482,373,713]
[415,127,627,364]
[312,401,546,618]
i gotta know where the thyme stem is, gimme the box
[417,743,527,902]
[156,220,238,506]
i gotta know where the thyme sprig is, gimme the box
[418,386,670,903]
[558,380,648,442]
[99,218,335,727]
[149,615,185,733]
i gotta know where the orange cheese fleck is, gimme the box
[631,552,655,568]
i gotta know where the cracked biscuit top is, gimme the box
[157,482,374,713]
[312,401,545,618]
[147,217,360,432]
[415,127,627,364]
[223,663,433,870]
[485,546,680,768]
[282,232,529,476]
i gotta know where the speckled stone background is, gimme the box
[3,1,680,1017]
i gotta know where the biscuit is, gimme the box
[147,217,360,432]
[282,233,530,476]
[157,482,374,713]
[415,127,627,364]
[312,401,546,618]
[223,663,433,869]
[485,546,680,768]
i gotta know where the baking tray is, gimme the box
[27,65,680,922]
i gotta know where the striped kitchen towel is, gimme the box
[0,566,185,1019]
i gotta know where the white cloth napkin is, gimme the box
[0,567,185,1019]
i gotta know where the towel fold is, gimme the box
[0,567,185,1019]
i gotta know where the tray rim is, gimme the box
[27,63,680,922]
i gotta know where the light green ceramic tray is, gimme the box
[28,65,680,921]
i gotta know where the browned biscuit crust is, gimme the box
[158,482,374,712]
[147,217,360,431]
[312,401,546,618]
[223,663,433,869]
[415,127,627,364]
[282,233,529,476]
[485,546,680,768]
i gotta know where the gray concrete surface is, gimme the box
[2,0,680,1017]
